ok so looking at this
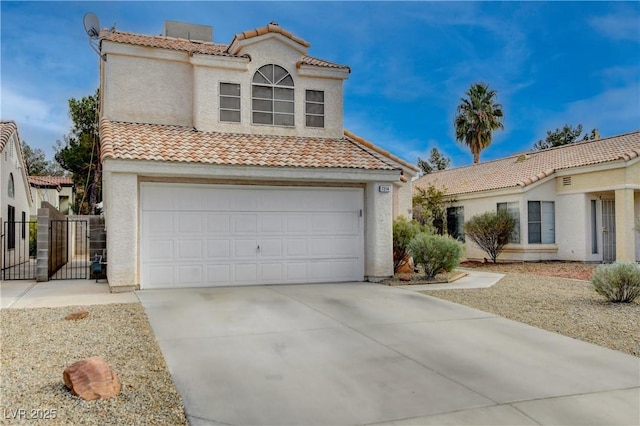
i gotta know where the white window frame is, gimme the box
[252,64,295,127]
[219,82,241,123]
[528,201,555,244]
[305,89,325,128]
[497,202,520,244]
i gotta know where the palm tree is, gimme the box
[454,82,504,164]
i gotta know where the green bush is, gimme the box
[408,233,464,279]
[392,216,423,272]
[591,262,640,303]
[464,210,515,263]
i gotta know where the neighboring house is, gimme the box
[0,121,33,268]
[28,176,75,217]
[414,131,640,263]
[99,21,418,291]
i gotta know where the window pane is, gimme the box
[257,64,274,83]
[274,87,294,101]
[306,115,324,128]
[528,201,541,221]
[273,65,288,84]
[541,202,555,244]
[220,110,241,123]
[220,83,240,96]
[220,97,240,109]
[306,103,324,115]
[497,203,506,212]
[279,75,294,87]
[274,113,294,126]
[252,85,272,99]
[306,90,324,102]
[253,99,273,112]
[528,223,541,243]
[274,101,294,114]
[253,112,272,125]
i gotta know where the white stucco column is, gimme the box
[615,188,636,262]
[364,182,393,281]
[105,173,138,291]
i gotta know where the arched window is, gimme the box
[252,64,294,126]
[8,173,14,199]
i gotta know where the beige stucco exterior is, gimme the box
[29,185,74,217]
[0,126,33,268]
[100,23,417,290]
[444,158,639,263]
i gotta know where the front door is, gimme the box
[602,200,616,262]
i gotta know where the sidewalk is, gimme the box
[0,279,138,309]
[395,268,505,291]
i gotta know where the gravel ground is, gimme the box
[0,303,187,425]
[427,273,640,357]
[460,260,597,281]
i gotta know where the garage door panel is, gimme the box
[234,215,258,233]
[260,263,283,282]
[141,184,364,289]
[207,265,230,284]
[260,239,283,257]
[146,265,176,288]
[260,215,283,233]
[177,213,203,233]
[207,239,231,258]
[177,239,203,260]
[234,264,258,283]
[235,239,259,257]
[207,214,231,233]
[147,239,175,261]
[178,265,203,286]
[145,212,174,234]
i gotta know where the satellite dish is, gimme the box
[83,13,100,39]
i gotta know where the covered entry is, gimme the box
[140,183,365,289]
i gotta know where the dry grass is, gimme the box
[460,260,597,280]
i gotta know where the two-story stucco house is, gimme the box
[99,21,418,291]
[0,121,33,270]
[414,131,640,263]
[28,176,75,217]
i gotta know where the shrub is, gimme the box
[392,216,423,272]
[464,210,515,263]
[408,233,464,279]
[591,262,640,303]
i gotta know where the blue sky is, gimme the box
[1,1,639,169]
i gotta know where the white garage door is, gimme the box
[140,183,364,289]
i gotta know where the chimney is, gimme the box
[594,129,599,140]
[163,20,213,42]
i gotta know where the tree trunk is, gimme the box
[89,161,101,215]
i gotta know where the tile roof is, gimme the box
[100,28,349,71]
[0,120,18,152]
[28,176,74,187]
[415,131,640,196]
[230,22,310,48]
[100,119,400,172]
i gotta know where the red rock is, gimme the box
[65,307,89,320]
[63,357,121,400]
[399,274,411,282]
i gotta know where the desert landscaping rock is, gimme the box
[0,303,187,424]
[63,356,121,400]
[65,307,89,320]
[428,272,640,357]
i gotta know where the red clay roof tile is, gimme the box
[414,131,640,196]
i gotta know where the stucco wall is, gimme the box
[393,180,413,219]
[0,132,32,267]
[364,182,393,279]
[30,186,74,217]
[102,36,348,139]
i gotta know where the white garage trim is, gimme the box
[140,183,364,289]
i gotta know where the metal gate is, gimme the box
[49,219,89,280]
[602,200,616,263]
[1,220,37,280]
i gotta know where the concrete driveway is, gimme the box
[137,283,640,426]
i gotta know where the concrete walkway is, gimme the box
[0,279,138,309]
[395,268,504,291]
